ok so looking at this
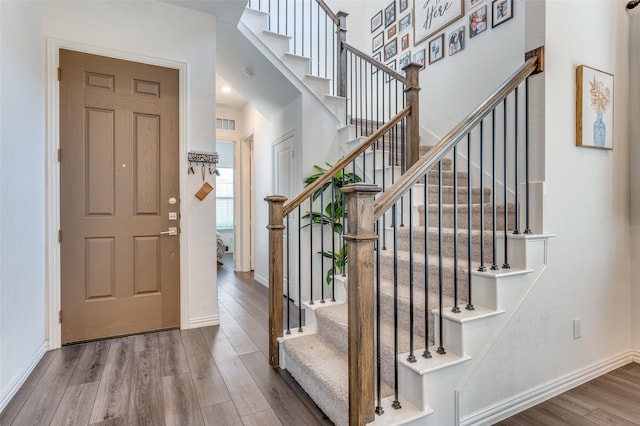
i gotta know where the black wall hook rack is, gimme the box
[188,151,219,164]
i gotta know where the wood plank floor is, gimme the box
[3,254,639,425]
[0,256,330,426]
[495,362,640,425]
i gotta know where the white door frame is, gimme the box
[45,38,189,350]
[236,131,255,272]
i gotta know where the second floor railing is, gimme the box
[247,1,415,158]
[247,0,344,96]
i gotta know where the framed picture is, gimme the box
[399,0,409,13]
[492,0,513,27]
[371,10,383,33]
[385,59,397,83]
[428,34,445,64]
[372,52,382,74]
[385,1,396,27]
[388,24,397,38]
[414,0,464,45]
[384,38,398,61]
[399,51,411,70]
[448,26,465,55]
[373,31,384,52]
[576,65,614,150]
[470,0,483,6]
[399,13,412,33]
[401,33,410,50]
[413,49,426,70]
[469,5,488,38]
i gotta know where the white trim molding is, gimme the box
[188,315,220,329]
[0,342,47,413]
[459,351,634,426]
[45,38,189,349]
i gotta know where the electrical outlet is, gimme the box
[573,318,582,339]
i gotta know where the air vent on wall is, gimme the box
[216,118,236,131]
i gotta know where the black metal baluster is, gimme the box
[423,174,432,358]
[317,1,320,76]
[408,188,416,363]
[524,79,532,234]
[392,203,401,409]
[286,214,291,334]
[298,206,303,332]
[320,190,325,303]
[375,219,384,415]
[343,166,348,278]
[437,161,446,355]
[513,87,521,235]
[503,98,511,269]
[331,176,336,301]
[452,146,461,313]
[466,134,475,311]
[309,198,314,304]
[478,121,487,272]
[491,110,499,271]
[301,0,305,57]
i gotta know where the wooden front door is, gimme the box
[60,49,180,343]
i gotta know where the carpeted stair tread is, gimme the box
[379,278,463,346]
[378,249,471,299]
[282,333,393,426]
[416,203,516,229]
[423,184,491,204]
[394,226,503,262]
[314,303,425,386]
[281,333,349,426]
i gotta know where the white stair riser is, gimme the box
[260,30,292,56]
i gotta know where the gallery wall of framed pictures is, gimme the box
[369,0,515,72]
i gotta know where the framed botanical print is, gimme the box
[576,65,614,150]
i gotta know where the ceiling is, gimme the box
[216,74,248,109]
[162,0,299,116]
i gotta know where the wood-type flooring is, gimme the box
[495,361,640,425]
[2,254,639,425]
[0,256,330,426]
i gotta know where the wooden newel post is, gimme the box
[336,11,348,98]
[265,195,287,367]
[404,63,422,169]
[341,183,382,425]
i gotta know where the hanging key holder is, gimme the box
[195,163,214,200]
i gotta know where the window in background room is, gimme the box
[216,140,235,254]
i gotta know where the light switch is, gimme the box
[169,212,178,220]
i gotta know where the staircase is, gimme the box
[240,2,548,425]
[276,149,547,425]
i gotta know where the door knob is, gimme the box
[160,227,178,236]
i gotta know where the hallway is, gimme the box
[0,259,329,425]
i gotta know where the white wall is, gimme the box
[328,0,526,142]
[0,0,218,410]
[244,98,303,285]
[629,7,640,353]
[459,0,632,419]
[0,1,47,412]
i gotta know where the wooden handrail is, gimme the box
[316,0,340,25]
[373,56,539,220]
[342,42,408,84]
[283,106,411,216]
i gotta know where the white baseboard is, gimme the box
[631,349,640,363]
[0,341,47,413]
[187,314,220,329]
[460,350,634,426]
[253,273,268,287]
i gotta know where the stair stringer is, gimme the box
[238,9,345,122]
[452,234,553,426]
[390,234,552,426]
